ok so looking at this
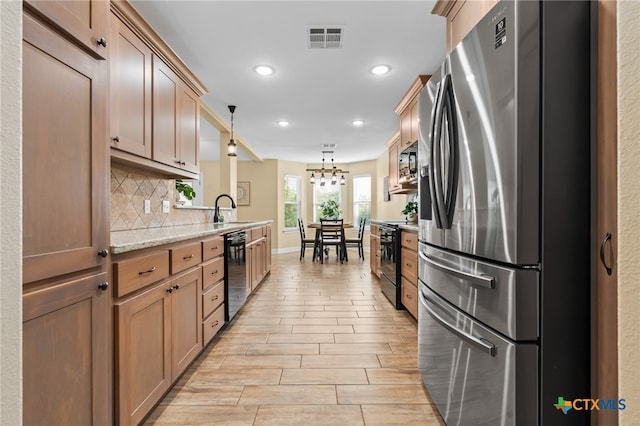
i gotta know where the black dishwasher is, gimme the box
[224,231,247,321]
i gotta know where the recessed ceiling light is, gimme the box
[254,65,275,76]
[370,64,391,75]
[352,120,365,126]
[277,120,290,127]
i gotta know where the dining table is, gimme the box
[308,222,353,262]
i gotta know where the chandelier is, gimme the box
[306,151,349,186]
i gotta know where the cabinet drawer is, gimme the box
[401,277,418,319]
[202,281,224,319]
[202,235,224,261]
[170,242,202,274]
[401,247,418,284]
[203,304,225,345]
[401,231,418,251]
[113,251,170,297]
[202,257,224,291]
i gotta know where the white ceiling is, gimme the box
[131,0,446,164]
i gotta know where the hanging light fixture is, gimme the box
[227,105,237,157]
[306,150,349,185]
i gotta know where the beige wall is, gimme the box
[1,1,23,423]
[237,158,279,239]
[200,160,222,206]
[617,1,640,423]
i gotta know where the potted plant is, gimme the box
[402,200,418,223]
[175,179,196,202]
[320,200,341,219]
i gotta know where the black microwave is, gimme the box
[398,143,417,183]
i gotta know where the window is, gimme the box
[313,182,341,222]
[353,175,371,227]
[284,175,301,230]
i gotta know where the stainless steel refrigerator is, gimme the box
[417,1,593,425]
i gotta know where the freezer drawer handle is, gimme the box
[420,289,496,357]
[420,252,495,289]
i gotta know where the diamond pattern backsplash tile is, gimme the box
[110,166,210,231]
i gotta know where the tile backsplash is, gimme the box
[111,166,211,231]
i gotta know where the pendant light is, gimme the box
[227,105,237,157]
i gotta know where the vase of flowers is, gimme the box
[320,200,341,219]
[402,200,418,223]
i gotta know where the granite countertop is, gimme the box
[110,221,272,254]
[371,219,418,232]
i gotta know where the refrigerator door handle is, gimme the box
[420,250,496,289]
[419,288,496,357]
[430,80,447,229]
[442,74,459,229]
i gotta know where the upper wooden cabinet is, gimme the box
[23,11,109,284]
[432,0,499,52]
[386,132,401,193]
[395,75,430,148]
[109,1,207,179]
[389,75,429,195]
[110,14,152,157]
[24,0,109,59]
[153,57,201,174]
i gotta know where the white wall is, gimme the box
[0,1,23,423]
[617,1,640,423]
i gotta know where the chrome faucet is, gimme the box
[213,194,237,223]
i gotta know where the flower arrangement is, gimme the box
[402,200,418,222]
[320,200,341,219]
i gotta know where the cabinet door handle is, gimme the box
[183,254,194,260]
[97,37,107,47]
[211,320,219,327]
[98,282,109,291]
[211,295,219,301]
[211,246,218,250]
[166,287,173,294]
[599,232,614,276]
[173,284,180,291]
[181,161,186,166]
[138,266,156,275]
[406,293,412,299]
[211,269,218,275]
[98,249,109,258]
[112,136,120,143]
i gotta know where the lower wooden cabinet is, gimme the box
[115,280,171,426]
[401,276,419,319]
[170,268,203,380]
[370,224,381,278]
[247,225,271,294]
[115,267,202,426]
[400,229,419,320]
[23,272,110,426]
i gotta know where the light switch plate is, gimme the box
[162,200,170,213]
[144,199,151,214]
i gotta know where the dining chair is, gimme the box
[344,217,366,260]
[319,218,346,264]
[297,218,317,261]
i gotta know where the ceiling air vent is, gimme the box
[322,144,337,149]
[307,27,343,49]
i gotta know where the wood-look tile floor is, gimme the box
[144,251,445,425]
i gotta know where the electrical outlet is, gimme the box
[162,200,170,213]
[144,199,151,214]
